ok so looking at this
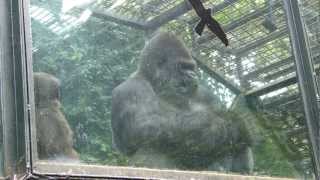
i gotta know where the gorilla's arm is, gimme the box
[112,76,175,155]
[231,146,254,174]
[195,87,254,173]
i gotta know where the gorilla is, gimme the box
[34,72,79,161]
[111,32,253,173]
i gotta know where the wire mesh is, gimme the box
[96,0,184,21]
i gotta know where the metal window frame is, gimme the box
[0,0,33,178]
[283,0,320,178]
[0,0,319,179]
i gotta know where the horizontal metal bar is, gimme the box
[244,56,293,80]
[263,66,294,81]
[90,9,148,30]
[245,47,320,81]
[264,93,300,109]
[234,28,288,55]
[145,0,192,29]
[245,74,297,97]
[145,0,238,30]
[193,56,242,95]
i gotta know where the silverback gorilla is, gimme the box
[111,32,253,173]
[34,72,79,160]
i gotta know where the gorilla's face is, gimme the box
[138,32,199,100]
[155,55,198,98]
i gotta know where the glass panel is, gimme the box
[30,0,316,178]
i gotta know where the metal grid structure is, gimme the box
[29,0,320,96]
[84,0,296,95]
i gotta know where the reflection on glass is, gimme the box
[30,0,316,178]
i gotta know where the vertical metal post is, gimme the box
[0,0,31,177]
[0,0,18,176]
[0,2,7,175]
[283,0,320,177]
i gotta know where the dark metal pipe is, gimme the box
[283,0,320,178]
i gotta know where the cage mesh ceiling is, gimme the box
[30,0,320,101]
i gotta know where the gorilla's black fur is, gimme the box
[111,32,253,173]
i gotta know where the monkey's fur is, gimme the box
[34,72,79,160]
[111,32,253,173]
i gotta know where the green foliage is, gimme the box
[32,12,144,165]
[253,137,297,177]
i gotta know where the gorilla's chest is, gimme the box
[158,99,233,142]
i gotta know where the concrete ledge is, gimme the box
[34,161,294,180]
